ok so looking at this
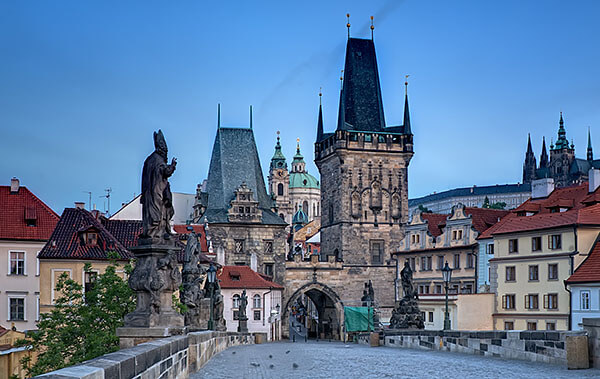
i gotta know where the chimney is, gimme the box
[589,168,600,193]
[91,209,100,219]
[532,178,555,199]
[74,202,86,209]
[10,177,19,193]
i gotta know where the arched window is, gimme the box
[253,294,261,308]
[303,200,309,217]
[233,294,240,308]
[277,183,284,196]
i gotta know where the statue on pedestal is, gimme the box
[389,261,424,329]
[122,130,184,329]
[237,289,249,333]
[181,230,206,328]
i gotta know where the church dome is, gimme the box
[292,206,309,225]
[289,172,319,189]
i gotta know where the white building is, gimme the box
[0,178,59,331]
[218,265,283,341]
[566,237,600,330]
[111,192,195,224]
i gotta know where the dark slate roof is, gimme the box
[570,158,600,175]
[103,219,142,249]
[39,208,135,260]
[204,127,286,225]
[337,38,386,132]
[409,183,532,207]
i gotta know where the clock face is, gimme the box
[278,170,284,177]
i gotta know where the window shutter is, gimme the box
[502,295,507,309]
[543,294,548,309]
[548,235,552,249]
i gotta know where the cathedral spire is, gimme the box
[554,111,570,150]
[217,103,221,129]
[526,133,533,154]
[523,133,537,184]
[588,127,594,161]
[270,131,287,170]
[403,77,412,135]
[316,90,324,142]
[249,105,253,129]
[540,136,549,169]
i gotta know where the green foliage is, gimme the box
[16,258,136,377]
[417,204,432,213]
[172,292,188,315]
[482,197,506,210]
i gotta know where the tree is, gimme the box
[17,254,135,377]
[489,201,507,210]
[482,196,490,208]
[417,204,432,213]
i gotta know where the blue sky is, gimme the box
[2,0,600,214]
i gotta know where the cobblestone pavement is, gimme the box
[191,340,599,379]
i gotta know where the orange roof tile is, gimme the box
[567,236,600,283]
[0,185,59,241]
[217,266,283,290]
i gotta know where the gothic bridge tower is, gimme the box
[315,36,414,265]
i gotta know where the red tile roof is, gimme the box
[420,213,447,237]
[173,224,208,252]
[0,185,59,241]
[39,208,136,260]
[479,183,600,238]
[567,236,600,284]
[217,266,283,290]
[418,208,508,238]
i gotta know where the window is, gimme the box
[84,271,97,294]
[466,254,475,269]
[527,322,537,331]
[549,235,562,250]
[437,256,444,270]
[435,284,442,294]
[544,294,558,310]
[487,243,494,255]
[504,321,514,330]
[233,294,240,308]
[277,183,284,196]
[453,254,460,269]
[548,264,558,280]
[428,312,434,323]
[502,294,515,309]
[9,252,25,275]
[528,265,539,281]
[421,256,432,271]
[234,262,247,266]
[235,240,244,253]
[254,310,261,321]
[581,291,591,310]
[525,294,539,309]
[462,284,473,294]
[506,266,516,282]
[378,135,386,143]
[9,298,25,321]
[233,310,239,320]
[532,237,542,252]
[370,240,384,264]
[264,263,274,278]
[264,240,273,254]
[408,257,416,271]
[418,284,430,294]
[509,239,519,253]
[546,322,556,331]
[365,134,372,142]
[253,294,261,308]
[411,234,421,244]
[86,232,98,246]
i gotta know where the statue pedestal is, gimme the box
[119,243,184,347]
[237,317,248,333]
[389,298,425,330]
[185,298,211,329]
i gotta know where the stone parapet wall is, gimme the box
[357,329,587,366]
[36,331,253,379]
[583,318,600,368]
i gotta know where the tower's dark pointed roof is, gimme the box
[403,91,412,135]
[526,133,533,154]
[554,112,570,150]
[316,101,324,142]
[337,38,386,132]
[204,127,285,225]
[540,136,549,169]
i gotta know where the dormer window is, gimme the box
[85,232,98,246]
[25,206,37,227]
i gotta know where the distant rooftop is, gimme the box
[409,183,532,207]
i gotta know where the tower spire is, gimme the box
[403,75,412,135]
[540,136,549,169]
[249,105,253,129]
[346,13,350,39]
[588,127,594,161]
[523,133,537,184]
[317,90,324,142]
[370,16,374,40]
[526,133,533,154]
[217,103,221,129]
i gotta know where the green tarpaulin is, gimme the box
[344,306,374,332]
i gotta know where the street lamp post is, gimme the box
[207,263,217,330]
[442,262,453,330]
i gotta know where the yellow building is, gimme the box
[482,180,600,331]
[38,204,141,313]
[394,204,507,329]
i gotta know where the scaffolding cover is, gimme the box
[344,306,373,332]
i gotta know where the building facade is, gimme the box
[522,113,600,187]
[0,178,59,331]
[483,177,600,331]
[197,119,287,285]
[566,236,600,330]
[218,266,283,341]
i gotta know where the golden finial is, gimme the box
[319,87,322,105]
[405,74,410,95]
[347,13,351,38]
[296,137,301,153]
[370,16,374,40]
[340,70,344,89]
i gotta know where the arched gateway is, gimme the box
[283,282,344,340]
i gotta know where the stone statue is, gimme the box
[401,261,417,299]
[212,281,226,331]
[140,129,177,244]
[121,130,184,330]
[181,230,206,327]
[239,289,248,320]
[389,260,424,329]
